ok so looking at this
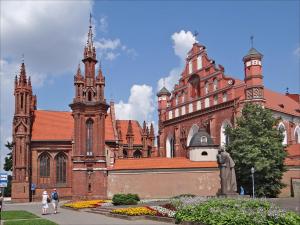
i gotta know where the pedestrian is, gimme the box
[51,188,59,214]
[41,190,50,215]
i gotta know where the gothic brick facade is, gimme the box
[11,17,299,202]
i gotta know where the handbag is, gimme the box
[47,197,51,203]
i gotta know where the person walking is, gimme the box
[41,190,50,215]
[51,188,59,214]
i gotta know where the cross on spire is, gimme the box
[250,35,254,48]
[286,87,289,94]
[21,54,24,63]
[89,13,92,28]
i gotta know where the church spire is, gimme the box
[19,61,27,85]
[83,13,97,61]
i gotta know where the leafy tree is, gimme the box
[225,103,287,197]
[3,141,13,197]
[4,141,13,171]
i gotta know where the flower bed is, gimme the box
[175,198,300,225]
[148,206,176,218]
[63,200,111,209]
[112,207,156,216]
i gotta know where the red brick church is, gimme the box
[11,18,300,202]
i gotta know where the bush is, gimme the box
[175,198,300,225]
[112,193,140,205]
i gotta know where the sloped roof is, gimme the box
[189,129,215,147]
[264,89,300,116]
[31,110,117,141]
[111,157,218,170]
[118,120,142,145]
[157,87,171,97]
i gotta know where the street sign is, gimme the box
[0,173,8,188]
[31,183,36,191]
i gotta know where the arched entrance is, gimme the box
[166,134,175,158]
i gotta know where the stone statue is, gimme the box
[217,147,237,195]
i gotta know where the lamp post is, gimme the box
[251,167,255,198]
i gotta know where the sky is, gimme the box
[0,0,299,172]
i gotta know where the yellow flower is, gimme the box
[64,199,112,209]
[112,207,156,216]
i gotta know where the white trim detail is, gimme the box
[278,122,287,145]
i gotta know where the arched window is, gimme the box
[123,150,128,158]
[56,153,66,184]
[201,136,207,144]
[220,120,232,147]
[40,154,50,177]
[88,91,92,101]
[295,126,300,144]
[166,134,175,158]
[278,122,287,145]
[86,119,93,156]
[205,81,209,94]
[201,151,208,156]
[133,150,142,158]
[213,78,218,91]
[187,124,199,146]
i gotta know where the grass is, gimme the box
[1,210,38,220]
[1,210,58,225]
[4,219,58,225]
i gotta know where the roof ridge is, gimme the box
[35,109,71,113]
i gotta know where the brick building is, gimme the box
[11,18,299,202]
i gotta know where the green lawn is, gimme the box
[1,210,58,225]
[1,210,38,220]
[4,219,58,225]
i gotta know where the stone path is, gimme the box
[2,202,172,225]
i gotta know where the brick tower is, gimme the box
[12,61,36,202]
[242,37,265,104]
[69,15,109,199]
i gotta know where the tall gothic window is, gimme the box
[213,78,218,91]
[86,119,93,156]
[40,154,50,177]
[56,153,67,184]
[205,81,209,94]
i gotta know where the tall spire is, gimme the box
[83,13,96,60]
[127,120,133,136]
[19,60,27,85]
[87,13,93,51]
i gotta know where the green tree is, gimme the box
[4,141,13,171]
[3,141,13,197]
[226,103,287,197]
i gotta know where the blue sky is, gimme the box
[0,0,299,171]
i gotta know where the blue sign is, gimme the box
[31,183,36,191]
[0,173,8,188]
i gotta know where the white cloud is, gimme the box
[115,85,155,123]
[99,15,108,33]
[172,30,196,61]
[95,38,121,50]
[157,30,196,91]
[0,0,92,171]
[294,47,300,56]
[106,52,120,61]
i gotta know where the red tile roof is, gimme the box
[31,110,117,141]
[111,157,218,170]
[32,110,73,141]
[118,120,142,145]
[264,89,300,116]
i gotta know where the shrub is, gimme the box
[112,193,140,205]
[175,198,300,225]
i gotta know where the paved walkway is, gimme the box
[2,202,171,225]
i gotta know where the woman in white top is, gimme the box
[41,190,49,215]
